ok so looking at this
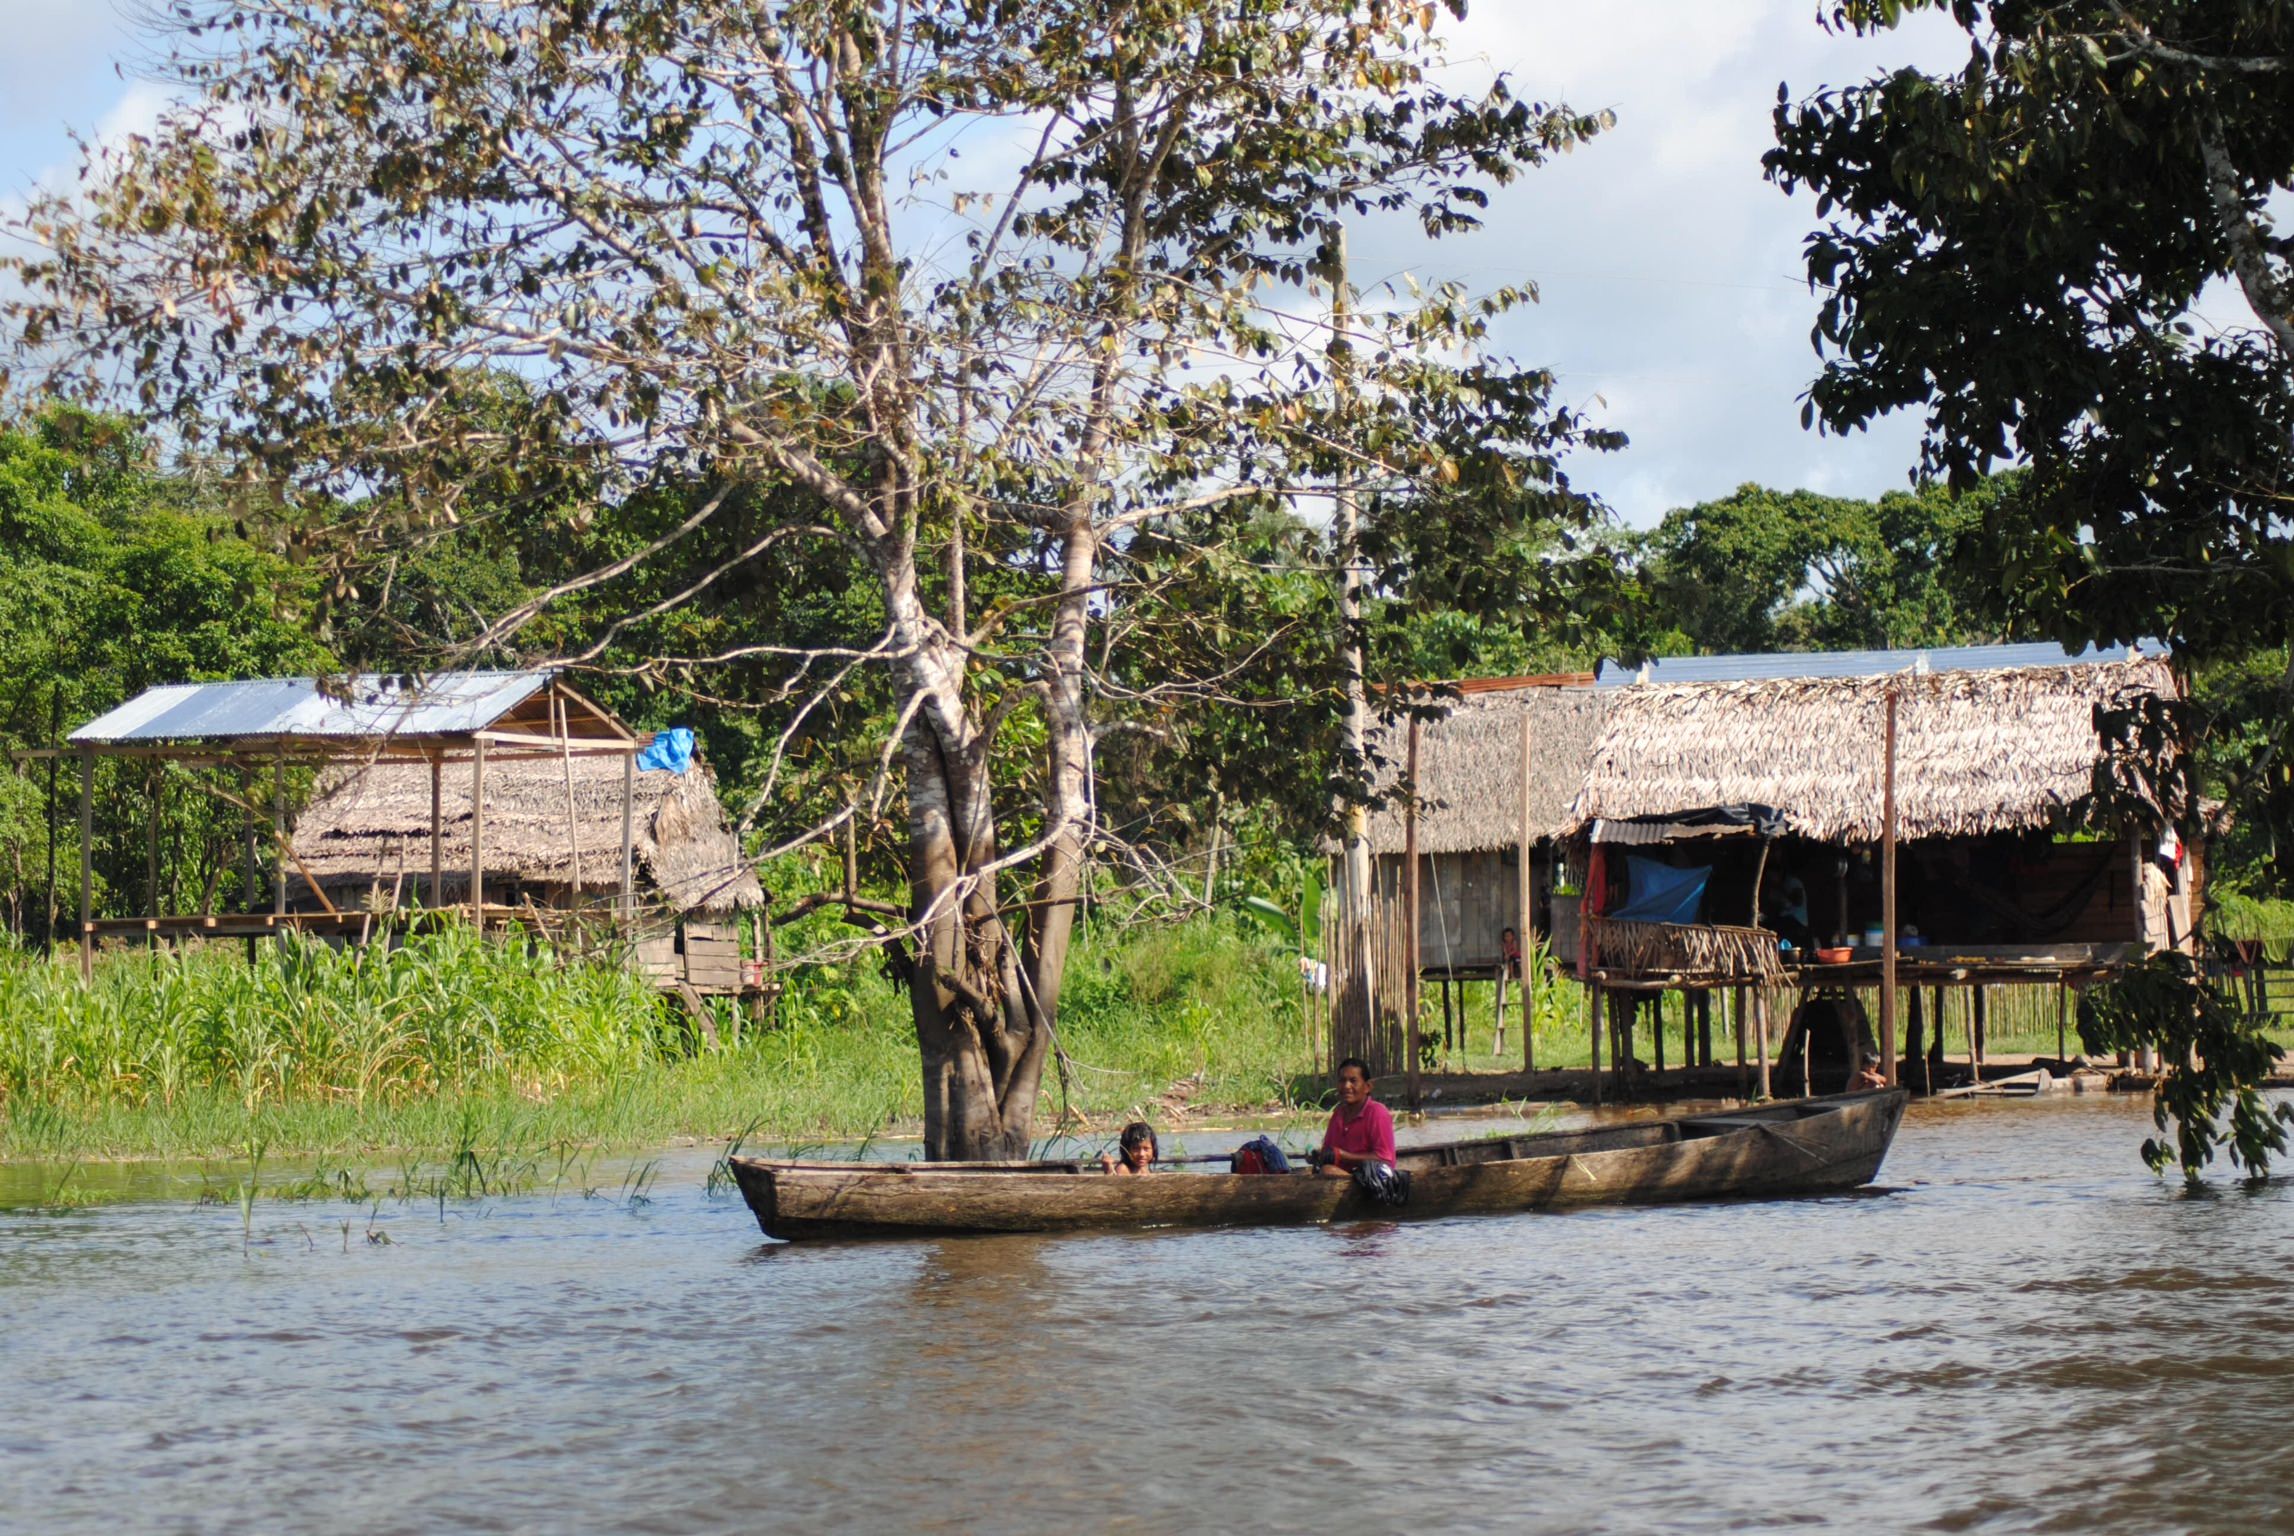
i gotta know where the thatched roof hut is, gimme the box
[1363,678,1605,855]
[1568,657,2178,843]
[293,742,764,913]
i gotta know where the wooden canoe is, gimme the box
[729,1088,1909,1241]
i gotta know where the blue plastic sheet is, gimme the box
[636,727,696,774]
[1612,857,1708,924]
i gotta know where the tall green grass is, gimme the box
[0,925,671,1114]
[0,917,1325,1163]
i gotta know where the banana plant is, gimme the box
[1240,866,1324,958]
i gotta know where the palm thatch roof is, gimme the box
[292,743,764,913]
[1362,681,1607,855]
[1569,658,2177,843]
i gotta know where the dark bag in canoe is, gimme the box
[1230,1136,1292,1175]
[1351,1159,1410,1207]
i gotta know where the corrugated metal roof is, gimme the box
[70,672,554,745]
[1593,640,2163,688]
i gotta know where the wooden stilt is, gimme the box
[2057,981,2069,1064]
[1492,963,1507,1060]
[554,691,584,903]
[470,735,488,923]
[1755,988,1773,1101]
[271,749,287,918]
[239,769,259,917]
[1733,985,1748,1098]
[1907,986,1928,1094]
[1441,975,1454,1056]
[1972,984,1987,1081]
[1653,990,1665,1075]
[620,748,637,920]
[1589,981,1604,1107]
[429,755,445,909]
[146,762,162,950]
[77,749,94,983]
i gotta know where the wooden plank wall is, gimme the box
[1375,849,1552,976]
[683,921,745,995]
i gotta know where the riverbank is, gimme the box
[11,915,2287,1173]
[0,917,1327,1166]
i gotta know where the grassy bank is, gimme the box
[12,916,2256,1171]
[0,918,1324,1164]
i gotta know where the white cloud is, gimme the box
[0,1,1983,526]
[1329,1,1977,526]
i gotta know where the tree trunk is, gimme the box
[895,622,1065,1162]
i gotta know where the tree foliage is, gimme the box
[1636,478,2012,656]
[1769,1,2294,1168]
[6,0,1621,1157]
[1766,1,2294,702]
[0,405,332,931]
[2079,951,2294,1181]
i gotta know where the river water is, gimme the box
[4,1095,2292,1535]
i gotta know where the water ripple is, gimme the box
[4,1097,2292,1533]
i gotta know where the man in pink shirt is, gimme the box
[1317,1057,1396,1177]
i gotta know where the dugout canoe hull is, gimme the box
[730,1088,1909,1241]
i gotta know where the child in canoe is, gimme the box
[1100,1121,1158,1175]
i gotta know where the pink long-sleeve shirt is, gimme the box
[1322,1098,1396,1164]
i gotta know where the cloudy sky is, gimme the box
[0,1,1972,527]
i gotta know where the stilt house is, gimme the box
[1558,643,2190,1093]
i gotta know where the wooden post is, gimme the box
[1493,962,1507,1058]
[239,768,259,916]
[2057,981,2069,1064]
[145,762,162,949]
[470,735,488,922]
[1748,836,1773,925]
[620,748,637,921]
[77,749,94,983]
[1404,714,1422,1112]
[1518,708,1536,1072]
[271,749,287,917]
[555,692,584,901]
[1755,988,1773,1100]
[43,684,60,953]
[1972,984,1987,1078]
[1589,981,1604,1107]
[429,755,445,909]
[1733,985,1748,1098]
[1880,687,1900,1086]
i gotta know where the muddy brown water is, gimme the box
[5,1096,2294,1534]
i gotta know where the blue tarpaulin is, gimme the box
[636,727,696,774]
[1612,857,1708,924]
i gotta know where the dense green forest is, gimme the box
[6,399,2286,944]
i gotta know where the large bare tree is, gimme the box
[7,0,1614,1158]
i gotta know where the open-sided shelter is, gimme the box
[1558,643,2190,1096]
[52,671,734,982]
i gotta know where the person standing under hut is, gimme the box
[1314,1057,1396,1178]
